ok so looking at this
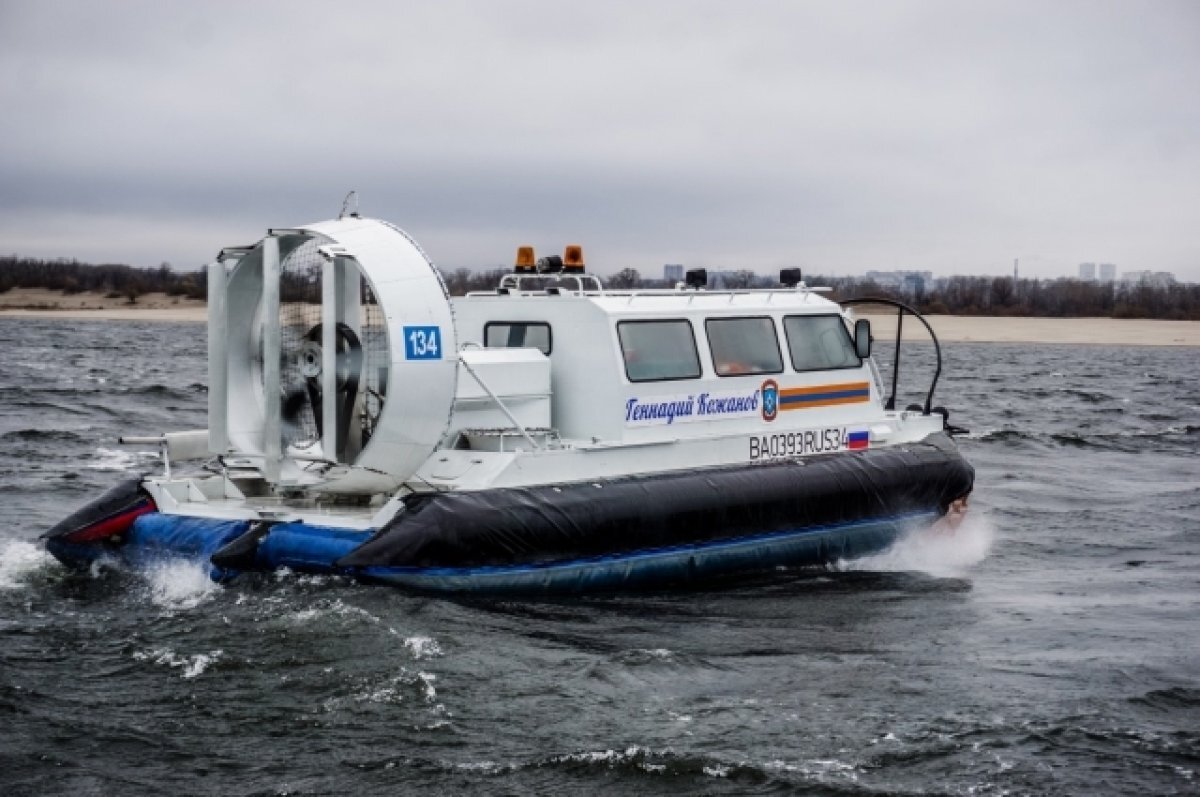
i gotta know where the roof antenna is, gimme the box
[339,190,360,220]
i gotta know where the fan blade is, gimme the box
[307,379,323,437]
[333,325,363,459]
[281,386,310,424]
[287,322,364,460]
[280,377,324,446]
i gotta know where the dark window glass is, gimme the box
[783,315,861,371]
[484,322,552,355]
[705,317,784,376]
[618,320,701,382]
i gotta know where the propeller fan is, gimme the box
[213,216,456,492]
[281,322,363,460]
[267,236,386,466]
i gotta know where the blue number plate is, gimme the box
[403,326,442,360]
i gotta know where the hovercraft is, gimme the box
[44,211,973,593]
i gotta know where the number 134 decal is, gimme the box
[403,326,442,360]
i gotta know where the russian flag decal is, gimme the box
[847,430,869,450]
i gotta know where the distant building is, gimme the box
[1098,263,1116,283]
[1078,262,1096,281]
[1120,270,1176,288]
[663,264,684,283]
[864,270,933,296]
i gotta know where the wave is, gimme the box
[0,539,55,590]
[614,648,676,666]
[966,428,1028,443]
[837,513,993,577]
[967,425,1197,451]
[321,667,443,712]
[1129,687,1200,711]
[1058,388,1117,403]
[282,597,384,628]
[1051,425,1199,451]
[403,636,443,660]
[0,399,91,416]
[132,647,223,679]
[348,745,866,788]
[141,559,221,610]
[1050,433,1094,449]
[86,447,159,472]
[125,384,205,398]
[0,384,203,401]
[0,429,85,442]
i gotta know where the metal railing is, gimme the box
[840,297,942,415]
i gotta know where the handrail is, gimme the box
[839,297,942,415]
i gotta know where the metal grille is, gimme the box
[360,293,387,446]
[273,239,389,458]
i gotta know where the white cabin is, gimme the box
[410,280,942,493]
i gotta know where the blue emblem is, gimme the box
[761,379,779,422]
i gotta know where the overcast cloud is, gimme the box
[1,0,1197,280]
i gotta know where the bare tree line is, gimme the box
[3,256,1197,319]
[825,273,1200,320]
[0,257,206,302]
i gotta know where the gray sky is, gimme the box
[2,0,1198,280]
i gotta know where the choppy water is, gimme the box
[1,318,1198,795]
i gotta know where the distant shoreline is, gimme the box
[0,307,207,322]
[1,289,1197,346]
[863,314,1200,347]
[0,288,205,323]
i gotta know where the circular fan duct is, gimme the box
[273,237,384,459]
[210,218,458,494]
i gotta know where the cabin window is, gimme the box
[783,315,862,371]
[484,322,552,355]
[618,320,702,382]
[705,317,784,377]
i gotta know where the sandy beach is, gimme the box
[1,288,1198,345]
[0,288,206,322]
[863,313,1200,347]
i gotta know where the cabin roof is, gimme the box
[458,287,844,317]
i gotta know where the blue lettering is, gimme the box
[627,391,759,423]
